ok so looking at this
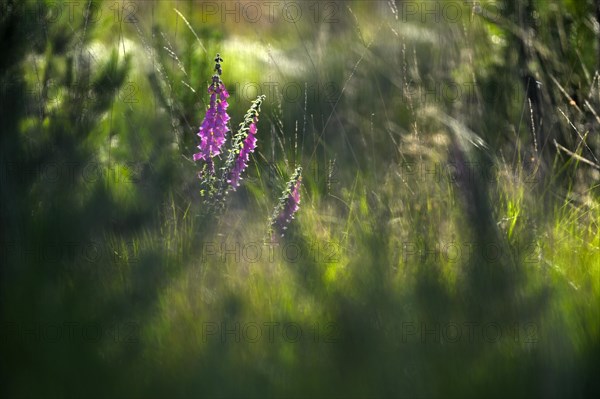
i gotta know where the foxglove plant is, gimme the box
[225,95,265,190]
[193,54,230,175]
[191,55,303,228]
[193,53,268,212]
[269,166,302,237]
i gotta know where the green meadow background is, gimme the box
[1,0,599,397]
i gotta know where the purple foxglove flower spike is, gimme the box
[226,95,265,190]
[270,166,302,237]
[228,117,257,188]
[193,54,231,165]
